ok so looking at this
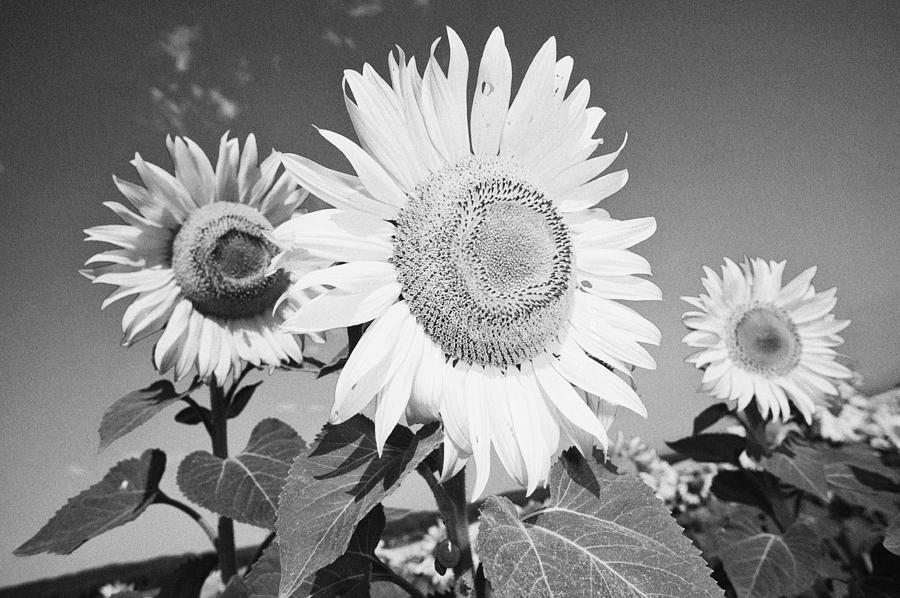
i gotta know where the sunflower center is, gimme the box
[729,305,801,376]
[393,155,573,369]
[171,202,289,318]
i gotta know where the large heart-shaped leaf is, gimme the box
[15,449,166,555]
[177,418,305,529]
[761,442,828,501]
[477,450,722,597]
[227,505,386,598]
[276,416,441,598]
[99,379,199,450]
[717,512,820,598]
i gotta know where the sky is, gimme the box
[2,0,899,587]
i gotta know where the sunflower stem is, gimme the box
[209,380,238,582]
[154,491,217,548]
[417,461,478,597]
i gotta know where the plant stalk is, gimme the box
[417,462,478,598]
[154,491,217,548]
[210,380,238,582]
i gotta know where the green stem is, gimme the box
[365,554,428,598]
[155,491,217,548]
[417,461,477,598]
[210,380,238,581]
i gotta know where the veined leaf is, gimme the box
[667,433,746,463]
[15,449,165,555]
[477,450,722,598]
[825,462,900,515]
[819,443,900,484]
[228,505,386,598]
[276,416,441,598]
[693,402,734,435]
[717,513,821,598]
[761,442,828,501]
[99,379,199,450]
[177,418,305,529]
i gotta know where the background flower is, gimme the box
[83,134,315,382]
[271,27,661,496]
[682,258,853,422]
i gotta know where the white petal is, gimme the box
[280,282,401,333]
[552,335,648,417]
[556,169,628,212]
[318,129,409,209]
[270,208,394,262]
[280,154,399,221]
[375,323,423,455]
[573,216,656,251]
[215,134,240,203]
[291,261,398,294]
[470,27,512,156]
[332,301,410,421]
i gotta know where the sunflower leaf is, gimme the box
[227,381,263,420]
[717,511,821,598]
[229,505,385,598]
[761,442,829,501]
[275,416,441,598]
[693,402,735,435]
[667,433,747,464]
[825,462,900,514]
[818,442,900,484]
[99,379,200,450]
[14,449,165,555]
[477,449,722,598]
[177,418,305,529]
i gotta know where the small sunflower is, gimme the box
[271,28,660,496]
[682,258,853,422]
[83,133,317,382]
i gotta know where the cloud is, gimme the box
[322,29,357,49]
[158,25,201,72]
[66,464,87,477]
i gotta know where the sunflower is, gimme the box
[83,133,317,383]
[271,28,661,496]
[682,258,853,423]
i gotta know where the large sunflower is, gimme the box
[682,258,853,423]
[83,134,316,382]
[271,28,661,495]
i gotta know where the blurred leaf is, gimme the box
[825,462,899,514]
[847,577,900,598]
[177,418,305,529]
[693,402,734,435]
[174,405,206,426]
[819,443,900,484]
[99,379,199,450]
[15,449,165,555]
[761,442,828,501]
[884,514,900,556]
[718,511,820,598]
[276,416,441,598]
[477,449,722,598]
[711,470,789,526]
[667,433,746,463]
[228,381,263,420]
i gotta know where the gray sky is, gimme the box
[2,0,899,586]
